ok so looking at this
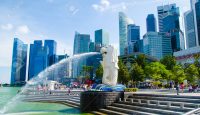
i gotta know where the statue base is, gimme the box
[80,91,124,112]
[91,84,126,92]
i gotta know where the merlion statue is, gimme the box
[100,45,119,86]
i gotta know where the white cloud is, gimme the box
[68,5,79,15]
[16,25,30,34]
[92,0,110,12]
[92,0,127,12]
[1,23,13,31]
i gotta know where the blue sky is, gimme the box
[0,0,190,83]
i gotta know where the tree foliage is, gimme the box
[144,62,170,81]
[171,65,186,83]
[95,64,103,79]
[185,64,199,84]
[82,65,93,78]
[135,54,147,69]
[130,63,145,82]
[118,59,130,85]
[160,55,176,70]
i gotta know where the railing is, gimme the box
[184,108,200,115]
[121,98,199,110]
[22,89,83,96]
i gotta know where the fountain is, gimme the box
[80,45,126,112]
[0,52,100,114]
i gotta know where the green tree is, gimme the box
[145,62,170,81]
[82,65,93,78]
[130,63,145,83]
[95,65,103,79]
[171,65,186,83]
[160,55,176,70]
[194,54,200,79]
[135,54,147,69]
[118,59,130,85]
[185,64,199,84]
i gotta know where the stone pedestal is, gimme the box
[80,91,124,112]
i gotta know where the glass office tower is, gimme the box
[11,38,28,84]
[146,14,157,32]
[95,29,109,52]
[119,12,133,55]
[127,24,140,54]
[73,32,90,55]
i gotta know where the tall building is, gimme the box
[44,40,57,66]
[184,10,196,48]
[146,14,157,32]
[157,4,177,32]
[157,4,184,52]
[143,32,172,59]
[89,42,95,52]
[95,29,109,52]
[119,12,133,55]
[73,32,90,55]
[127,24,140,54]
[195,0,200,46]
[190,0,200,46]
[28,40,50,80]
[11,38,28,84]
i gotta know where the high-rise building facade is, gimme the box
[119,12,133,56]
[28,40,55,80]
[95,29,109,52]
[11,38,28,84]
[190,0,200,46]
[89,42,95,52]
[146,14,157,32]
[157,4,177,32]
[195,0,200,46]
[157,4,183,52]
[127,24,140,54]
[184,10,196,48]
[44,40,57,66]
[73,32,90,55]
[143,32,172,59]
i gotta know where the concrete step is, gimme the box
[112,103,184,115]
[91,111,107,115]
[118,101,193,112]
[131,93,200,99]
[126,98,199,109]
[129,95,200,103]
[99,108,129,115]
[106,106,158,115]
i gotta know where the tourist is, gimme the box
[189,85,193,92]
[180,83,184,93]
[176,84,180,95]
[169,81,172,90]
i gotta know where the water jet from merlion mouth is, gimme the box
[0,52,100,114]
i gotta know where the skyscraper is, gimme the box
[95,29,109,52]
[44,40,57,66]
[127,24,140,54]
[195,0,200,45]
[89,42,95,52]
[157,4,177,32]
[119,12,133,56]
[73,32,90,55]
[11,38,28,85]
[191,0,200,46]
[143,32,172,59]
[184,10,196,48]
[146,14,157,32]
[157,4,183,52]
[28,40,52,80]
